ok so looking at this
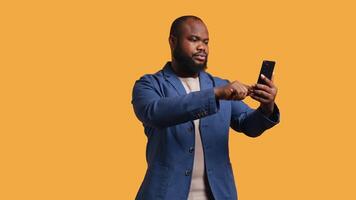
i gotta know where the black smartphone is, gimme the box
[257,60,275,84]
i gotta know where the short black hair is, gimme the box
[169,15,203,37]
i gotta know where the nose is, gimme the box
[197,42,207,52]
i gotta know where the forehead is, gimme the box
[180,19,209,38]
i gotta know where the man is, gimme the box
[131,15,280,200]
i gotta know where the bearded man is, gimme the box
[131,15,280,200]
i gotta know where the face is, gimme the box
[171,19,209,74]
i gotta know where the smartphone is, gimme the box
[257,60,275,84]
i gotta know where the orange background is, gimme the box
[1,0,355,199]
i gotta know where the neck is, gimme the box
[171,60,199,78]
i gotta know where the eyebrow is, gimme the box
[190,34,209,41]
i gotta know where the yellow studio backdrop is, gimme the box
[1,0,355,199]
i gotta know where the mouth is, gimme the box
[193,53,207,62]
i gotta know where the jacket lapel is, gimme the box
[198,70,214,91]
[162,62,215,126]
[162,62,187,96]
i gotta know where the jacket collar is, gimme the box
[162,61,213,95]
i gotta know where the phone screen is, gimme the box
[257,60,275,84]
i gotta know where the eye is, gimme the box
[189,36,198,42]
[204,40,209,45]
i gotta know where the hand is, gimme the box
[250,74,278,116]
[214,81,251,101]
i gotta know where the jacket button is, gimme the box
[185,169,191,176]
[188,126,194,132]
[189,147,194,153]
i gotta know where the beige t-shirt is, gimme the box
[178,76,211,200]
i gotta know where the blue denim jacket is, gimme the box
[131,62,280,200]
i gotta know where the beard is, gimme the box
[173,44,208,74]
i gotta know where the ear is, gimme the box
[169,35,177,50]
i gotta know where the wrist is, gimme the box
[259,102,274,117]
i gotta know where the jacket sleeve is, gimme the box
[230,100,280,137]
[131,75,220,128]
